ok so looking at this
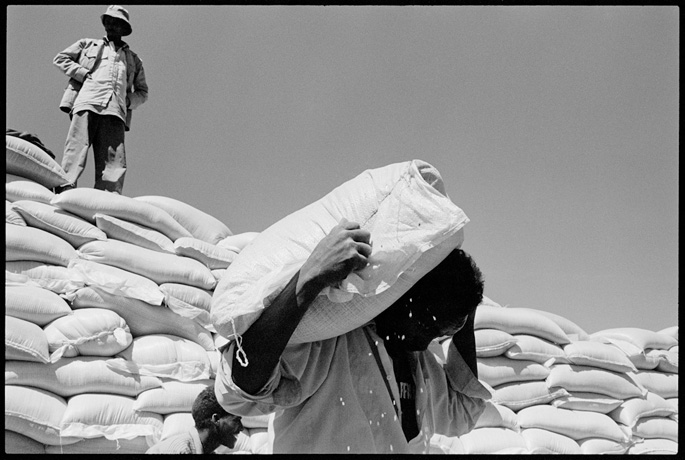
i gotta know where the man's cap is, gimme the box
[101,5,132,36]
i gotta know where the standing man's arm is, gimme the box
[53,39,90,82]
[230,219,372,395]
[127,54,148,110]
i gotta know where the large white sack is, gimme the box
[111,334,213,382]
[562,340,637,373]
[474,329,518,358]
[173,237,238,269]
[578,437,631,454]
[6,223,78,266]
[160,283,214,332]
[6,200,27,225]
[6,261,86,297]
[134,195,233,244]
[428,434,465,454]
[655,349,678,373]
[212,160,469,345]
[458,427,529,454]
[5,315,52,363]
[94,213,176,253]
[503,334,567,364]
[590,327,678,351]
[5,356,163,398]
[44,435,151,454]
[217,231,260,252]
[68,259,164,305]
[6,135,70,188]
[78,239,216,290]
[5,385,82,446]
[546,364,647,400]
[517,405,630,443]
[5,429,47,454]
[11,200,107,248]
[490,380,569,412]
[43,307,132,359]
[657,326,678,341]
[51,188,193,241]
[517,308,590,341]
[59,393,163,443]
[608,392,677,428]
[6,180,55,203]
[631,369,679,399]
[71,286,214,350]
[626,438,678,455]
[474,305,570,345]
[632,417,678,442]
[161,412,194,439]
[133,379,214,414]
[476,356,550,387]
[5,285,72,326]
[473,401,519,431]
[521,428,582,455]
[601,338,662,370]
[550,391,624,414]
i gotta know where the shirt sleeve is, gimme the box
[214,276,340,417]
[421,340,492,438]
[53,39,91,82]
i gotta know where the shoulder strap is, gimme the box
[363,327,399,417]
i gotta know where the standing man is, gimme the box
[54,5,148,194]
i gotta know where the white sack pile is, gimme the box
[5,135,267,454]
[5,142,678,454]
[428,298,679,455]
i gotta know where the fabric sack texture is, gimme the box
[5,356,163,398]
[6,223,78,266]
[6,135,70,189]
[5,285,73,326]
[93,213,176,253]
[6,180,55,204]
[134,195,233,244]
[50,188,193,241]
[12,200,107,248]
[211,160,469,345]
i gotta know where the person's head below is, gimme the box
[374,248,484,352]
[101,5,133,39]
[193,386,244,451]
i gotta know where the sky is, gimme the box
[6,5,679,335]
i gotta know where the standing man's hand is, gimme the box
[296,218,372,305]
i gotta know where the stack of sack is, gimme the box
[6,140,678,454]
[428,297,678,455]
[5,134,268,454]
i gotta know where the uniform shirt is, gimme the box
[145,427,203,454]
[215,323,491,454]
[72,37,128,123]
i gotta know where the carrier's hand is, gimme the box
[296,218,372,301]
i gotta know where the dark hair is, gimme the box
[405,248,484,320]
[192,386,230,429]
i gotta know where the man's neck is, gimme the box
[106,35,124,49]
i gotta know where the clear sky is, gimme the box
[6,5,678,335]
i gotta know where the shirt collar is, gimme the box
[102,36,129,50]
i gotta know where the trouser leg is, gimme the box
[92,115,127,194]
[61,110,93,186]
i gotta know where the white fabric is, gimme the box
[212,160,469,344]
